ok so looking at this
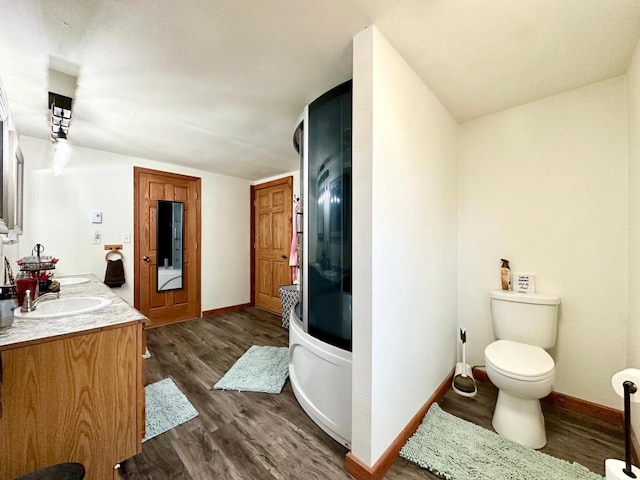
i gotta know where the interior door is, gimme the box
[134,167,201,327]
[253,177,293,313]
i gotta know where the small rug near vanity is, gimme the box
[144,378,198,442]
[214,345,289,394]
[400,403,602,480]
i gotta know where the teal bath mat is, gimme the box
[143,378,198,442]
[400,404,602,480]
[214,345,289,394]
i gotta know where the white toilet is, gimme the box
[484,290,560,449]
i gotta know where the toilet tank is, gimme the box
[490,290,560,349]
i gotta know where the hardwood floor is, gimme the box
[119,308,623,479]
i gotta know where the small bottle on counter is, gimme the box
[500,259,511,291]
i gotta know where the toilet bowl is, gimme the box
[485,339,554,448]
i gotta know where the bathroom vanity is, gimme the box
[0,275,147,480]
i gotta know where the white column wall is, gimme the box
[18,135,251,310]
[352,26,375,464]
[458,77,628,408]
[352,26,458,466]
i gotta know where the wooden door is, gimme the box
[134,167,201,327]
[252,177,293,313]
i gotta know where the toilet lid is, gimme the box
[485,340,554,380]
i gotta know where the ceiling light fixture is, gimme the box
[54,125,67,141]
[48,92,72,143]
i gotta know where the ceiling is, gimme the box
[1,0,639,180]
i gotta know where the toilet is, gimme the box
[484,290,560,449]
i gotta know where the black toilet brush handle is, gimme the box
[624,380,638,478]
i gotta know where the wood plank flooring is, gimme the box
[119,308,623,479]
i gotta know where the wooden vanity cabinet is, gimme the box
[0,321,145,480]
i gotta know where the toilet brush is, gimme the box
[452,327,477,397]
[606,369,640,479]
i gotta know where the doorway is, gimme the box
[251,176,293,313]
[134,167,201,327]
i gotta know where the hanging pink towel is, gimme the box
[289,233,298,267]
[289,201,300,283]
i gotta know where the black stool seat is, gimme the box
[15,463,85,480]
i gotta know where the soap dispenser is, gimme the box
[500,259,511,291]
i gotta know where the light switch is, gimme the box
[122,232,131,243]
[91,210,102,224]
[92,229,101,244]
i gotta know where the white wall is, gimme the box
[16,136,251,311]
[458,77,628,408]
[627,35,640,436]
[352,26,458,466]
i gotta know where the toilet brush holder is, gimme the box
[452,326,477,397]
[606,369,640,479]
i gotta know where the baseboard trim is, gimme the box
[471,366,489,383]
[344,368,454,480]
[472,367,623,426]
[543,390,623,426]
[202,303,252,317]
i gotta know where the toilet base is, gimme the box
[492,389,546,449]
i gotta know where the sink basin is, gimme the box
[57,277,90,286]
[14,296,112,319]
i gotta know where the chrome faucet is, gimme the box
[21,290,60,313]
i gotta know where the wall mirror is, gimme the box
[156,200,184,291]
[9,131,23,234]
[0,93,10,234]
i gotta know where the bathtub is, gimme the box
[289,304,352,448]
[157,267,182,290]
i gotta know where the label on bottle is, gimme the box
[501,268,510,290]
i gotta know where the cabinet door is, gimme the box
[0,323,142,480]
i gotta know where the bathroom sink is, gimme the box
[56,277,90,286]
[14,296,112,319]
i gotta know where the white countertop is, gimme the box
[0,274,147,350]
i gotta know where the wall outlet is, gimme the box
[122,233,131,244]
[92,229,101,244]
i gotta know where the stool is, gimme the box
[15,463,85,480]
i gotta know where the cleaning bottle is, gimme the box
[500,259,511,291]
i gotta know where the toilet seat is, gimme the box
[485,340,554,382]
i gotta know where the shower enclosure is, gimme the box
[289,81,352,447]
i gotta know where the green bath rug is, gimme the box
[214,345,289,394]
[400,403,602,480]
[144,377,198,442]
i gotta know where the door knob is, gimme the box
[281,255,287,259]
[143,256,150,262]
